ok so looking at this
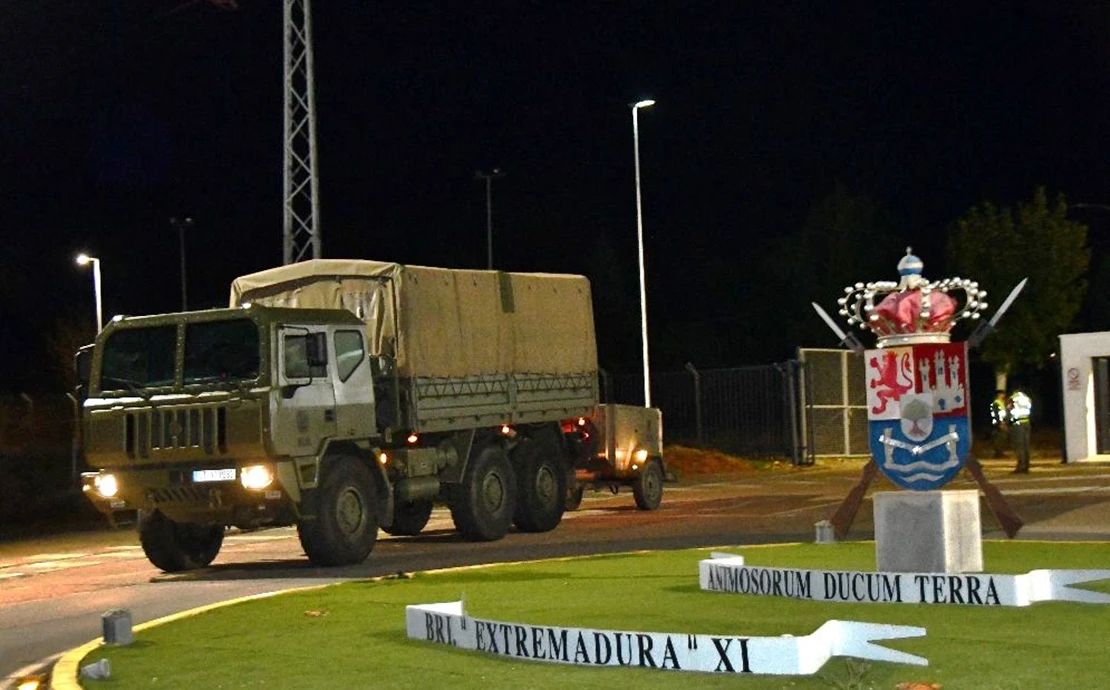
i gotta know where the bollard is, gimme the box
[102,609,133,645]
[814,520,836,544]
[80,658,112,680]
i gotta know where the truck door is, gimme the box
[331,327,375,438]
[273,326,337,456]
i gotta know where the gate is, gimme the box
[797,348,869,461]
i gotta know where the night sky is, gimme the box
[4,2,1110,392]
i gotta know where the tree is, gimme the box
[947,187,1089,387]
[752,182,903,357]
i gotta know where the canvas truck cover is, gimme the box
[229,259,598,379]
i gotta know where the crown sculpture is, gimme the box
[838,248,988,347]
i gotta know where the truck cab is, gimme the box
[81,304,391,570]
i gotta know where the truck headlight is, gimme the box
[94,473,119,499]
[240,465,274,490]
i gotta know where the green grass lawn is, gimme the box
[75,541,1110,690]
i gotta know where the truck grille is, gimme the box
[126,406,227,458]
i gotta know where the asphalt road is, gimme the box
[2,458,1109,688]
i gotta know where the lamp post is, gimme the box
[75,253,103,332]
[631,98,655,407]
[170,216,193,311]
[475,168,504,270]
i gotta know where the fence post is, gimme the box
[780,361,806,465]
[684,362,703,445]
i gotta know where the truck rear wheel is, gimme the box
[633,458,664,510]
[512,437,566,532]
[138,509,224,572]
[449,446,516,541]
[382,499,433,536]
[297,456,379,566]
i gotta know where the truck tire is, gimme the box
[633,458,664,511]
[381,499,433,536]
[138,509,224,572]
[449,445,516,541]
[297,456,379,566]
[512,437,566,532]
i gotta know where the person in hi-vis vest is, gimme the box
[1007,389,1033,474]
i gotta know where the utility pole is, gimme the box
[283,0,321,264]
[475,168,504,270]
[630,99,655,407]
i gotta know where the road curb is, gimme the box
[50,586,329,689]
[47,544,786,688]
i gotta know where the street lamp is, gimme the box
[75,253,103,332]
[475,168,504,270]
[631,98,655,407]
[170,216,193,311]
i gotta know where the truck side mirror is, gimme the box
[370,354,395,378]
[306,332,328,367]
[75,344,93,399]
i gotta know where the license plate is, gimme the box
[193,468,236,483]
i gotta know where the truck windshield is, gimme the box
[184,319,261,384]
[101,326,177,392]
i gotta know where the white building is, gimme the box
[1059,332,1110,463]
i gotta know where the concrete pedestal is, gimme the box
[102,609,133,645]
[874,490,983,573]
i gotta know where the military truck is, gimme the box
[80,259,664,571]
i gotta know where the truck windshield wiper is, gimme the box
[101,376,144,393]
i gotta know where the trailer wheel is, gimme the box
[512,437,566,532]
[633,458,664,511]
[382,499,433,536]
[449,446,516,541]
[138,509,224,572]
[297,456,379,566]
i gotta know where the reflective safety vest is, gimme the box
[990,398,1008,426]
[1008,391,1032,425]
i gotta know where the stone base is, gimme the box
[874,490,983,573]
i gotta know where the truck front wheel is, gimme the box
[381,499,433,536]
[565,484,585,511]
[633,458,664,511]
[449,446,516,541]
[512,437,566,532]
[138,510,224,572]
[297,456,379,566]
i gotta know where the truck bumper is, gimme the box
[81,466,300,528]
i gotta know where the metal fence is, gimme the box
[0,393,82,521]
[1,352,861,519]
[611,362,806,462]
